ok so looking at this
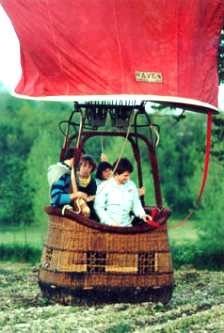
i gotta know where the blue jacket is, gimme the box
[50,173,72,207]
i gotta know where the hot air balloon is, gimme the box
[1,0,223,304]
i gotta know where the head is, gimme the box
[79,154,96,177]
[63,148,75,161]
[113,158,133,184]
[62,148,75,167]
[96,161,113,181]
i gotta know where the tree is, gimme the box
[151,113,206,213]
[0,93,71,225]
[196,158,224,256]
[211,115,224,162]
[0,103,34,225]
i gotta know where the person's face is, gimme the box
[115,171,130,184]
[102,168,112,180]
[79,161,93,177]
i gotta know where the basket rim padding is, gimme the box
[45,206,171,234]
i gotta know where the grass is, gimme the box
[0,224,47,263]
[0,262,224,332]
[0,223,48,248]
[168,218,198,244]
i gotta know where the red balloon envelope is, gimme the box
[1,0,224,112]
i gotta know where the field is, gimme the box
[0,262,224,333]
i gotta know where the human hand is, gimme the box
[138,187,145,197]
[86,195,95,202]
[143,214,152,223]
[100,153,108,162]
[71,191,88,201]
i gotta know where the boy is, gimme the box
[48,149,97,217]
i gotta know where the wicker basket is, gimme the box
[38,207,174,304]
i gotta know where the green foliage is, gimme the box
[25,126,62,225]
[105,323,133,333]
[0,244,41,263]
[0,99,34,225]
[211,114,224,161]
[196,158,224,256]
[155,113,206,213]
[171,241,224,269]
[0,94,70,225]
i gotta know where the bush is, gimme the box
[195,159,224,258]
[171,241,224,269]
[0,244,41,263]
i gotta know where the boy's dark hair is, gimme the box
[113,158,133,175]
[63,148,75,160]
[80,154,96,172]
[96,161,113,180]
[63,147,86,161]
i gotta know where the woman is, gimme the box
[94,158,151,226]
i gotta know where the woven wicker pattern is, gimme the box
[39,214,174,290]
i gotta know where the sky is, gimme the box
[0,7,21,89]
[0,6,224,110]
